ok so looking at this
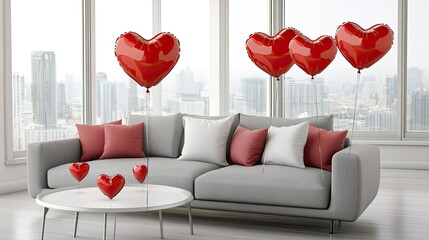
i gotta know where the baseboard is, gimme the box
[382,161,429,170]
[0,179,27,195]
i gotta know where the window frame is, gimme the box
[3,0,429,166]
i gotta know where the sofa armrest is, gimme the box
[27,138,82,198]
[330,144,380,221]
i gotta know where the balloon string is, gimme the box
[145,89,150,208]
[263,78,280,173]
[312,79,324,179]
[349,71,361,157]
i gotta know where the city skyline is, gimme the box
[11,48,429,151]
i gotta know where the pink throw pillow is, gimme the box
[76,120,122,162]
[304,125,348,171]
[100,122,146,159]
[230,125,268,166]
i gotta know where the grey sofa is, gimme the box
[27,113,380,233]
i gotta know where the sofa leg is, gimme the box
[329,220,335,234]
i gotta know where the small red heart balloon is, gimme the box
[132,165,148,184]
[335,22,394,71]
[115,32,180,90]
[69,162,90,182]
[246,28,302,78]
[289,35,337,78]
[96,174,125,200]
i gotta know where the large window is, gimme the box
[407,0,429,134]
[283,0,398,134]
[229,0,270,116]
[10,0,82,153]
[160,0,210,115]
[95,0,152,123]
[4,0,429,164]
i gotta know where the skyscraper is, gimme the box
[283,78,326,118]
[408,68,423,96]
[31,51,57,128]
[128,78,139,112]
[384,75,397,109]
[12,73,25,150]
[411,89,429,131]
[96,72,117,123]
[241,77,267,115]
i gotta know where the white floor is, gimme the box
[1,169,428,240]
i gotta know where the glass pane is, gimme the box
[95,0,152,123]
[407,0,429,132]
[283,0,398,131]
[161,0,210,115]
[229,0,269,116]
[11,0,82,151]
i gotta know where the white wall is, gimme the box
[380,145,429,170]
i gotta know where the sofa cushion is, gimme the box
[304,125,348,171]
[100,122,145,159]
[76,119,122,161]
[262,122,309,168]
[195,165,331,209]
[47,157,220,193]
[239,113,333,131]
[179,116,234,166]
[179,114,240,163]
[230,125,268,166]
[128,113,183,158]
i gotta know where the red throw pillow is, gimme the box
[76,120,122,161]
[230,125,268,166]
[100,122,146,159]
[304,125,348,171]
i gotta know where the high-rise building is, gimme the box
[12,73,25,150]
[31,51,57,128]
[411,89,429,131]
[283,78,326,118]
[364,109,397,131]
[57,81,71,119]
[408,68,424,96]
[384,75,397,109]
[241,77,267,115]
[96,72,117,123]
[128,78,139,112]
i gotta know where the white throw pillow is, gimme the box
[261,122,309,168]
[178,116,234,166]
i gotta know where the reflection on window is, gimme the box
[95,0,152,123]
[11,0,82,151]
[283,0,398,131]
[229,0,269,116]
[161,0,210,116]
[407,0,429,132]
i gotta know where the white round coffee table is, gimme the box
[36,184,194,240]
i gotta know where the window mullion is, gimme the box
[270,0,284,118]
[83,0,96,124]
[151,0,162,115]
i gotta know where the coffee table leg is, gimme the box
[103,213,107,240]
[159,210,164,239]
[73,212,79,238]
[187,203,194,235]
[41,207,49,240]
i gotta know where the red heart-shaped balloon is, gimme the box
[246,28,302,78]
[96,174,125,200]
[289,35,337,78]
[115,32,180,89]
[69,162,90,182]
[132,165,148,184]
[335,22,394,71]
